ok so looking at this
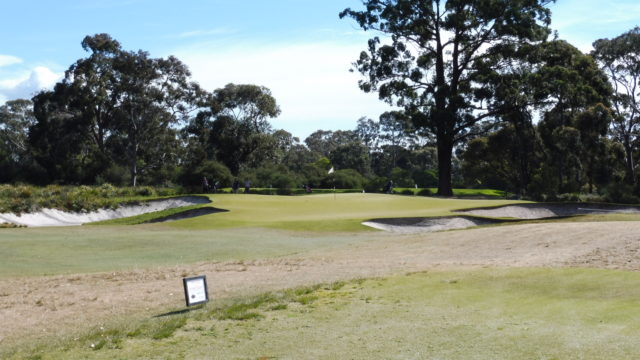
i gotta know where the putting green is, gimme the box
[166,193,522,231]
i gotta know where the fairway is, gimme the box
[2,194,640,359]
[0,194,520,277]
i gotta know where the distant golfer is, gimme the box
[244,180,251,194]
[384,180,394,194]
[232,180,240,194]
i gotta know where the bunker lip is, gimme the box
[0,196,212,227]
[363,215,503,234]
[455,202,640,219]
[145,206,229,223]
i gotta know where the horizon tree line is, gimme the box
[0,2,639,201]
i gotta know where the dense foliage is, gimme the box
[1,5,640,202]
[0,184,182,214]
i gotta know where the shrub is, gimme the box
[179,160,233,192]
[417,188,433,196]
[364,177,387,193]
[135,186,156,197]
[603,182,640,204]
[400,189,415,196]
[326,169,366,189]
[556,193,581,202]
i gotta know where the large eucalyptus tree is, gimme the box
[592,27,640,184]
[340,0,553,195]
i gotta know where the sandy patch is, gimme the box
[1,221,640,346]
[362,216,497,233]
[0,196,211,227]
[457,203,640,219]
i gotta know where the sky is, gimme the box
[1,0,639,140]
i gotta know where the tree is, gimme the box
[0,99,38,182]
[354,116,380,153]
[30,85,103,183]
[186,84,281,174]
[340,0,553,196]
[329,141,371,176]
[212,83,280,134]
[113,51,202,186]
[533,41,612,194]
[592,27,640,185]
[304,130,358,157]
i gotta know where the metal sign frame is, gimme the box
[183,275,209,307]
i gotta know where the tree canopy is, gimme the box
[340,0,554,195]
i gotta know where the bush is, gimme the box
[180,160,233,192]
[0,185,187,214]
[556,193,581,202]
[400,189,415,195]
[364,177,387,193]
[326,169,366,189]
[417,188,433,196]
[603,182,640,204]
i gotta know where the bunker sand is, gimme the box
[1,221,639,345]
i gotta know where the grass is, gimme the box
[6,268,640,359]
[166,193,522,231]
[0,194,522,277]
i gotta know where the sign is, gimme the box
[183,275,209,307]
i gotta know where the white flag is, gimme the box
[328,167,334,174]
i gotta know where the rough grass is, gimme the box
[6,268,640,359]
[0,184,182,214]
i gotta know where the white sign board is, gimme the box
[183,275,209,306]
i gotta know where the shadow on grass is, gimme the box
[154,305,204,318]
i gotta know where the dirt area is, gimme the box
[1,221,640,347]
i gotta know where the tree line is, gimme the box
[1,1,639,201]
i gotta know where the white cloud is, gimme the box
[0,66,62,103]
[173,41,394,139]
[0,55,23,67]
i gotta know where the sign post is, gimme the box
[183,275,209,307]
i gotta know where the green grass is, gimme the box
[0,226,379,277]
[166,193,522,231]
[7,268,640,359]
[1,194,524,277]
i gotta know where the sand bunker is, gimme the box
[0,196,211,227]
[457,203,640,219]
[363,216,498,234]
[365,203,640,233]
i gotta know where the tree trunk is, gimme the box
[437,137,454,196]
[624,135,636,185]
[131,161,138,187]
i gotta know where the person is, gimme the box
[384,180,394,194]
[244,180,251,193]
[212,180,219,193]
[305,184,312,193]
[202,176,209,193]
[232,179,240,194]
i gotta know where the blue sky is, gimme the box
[1,0,639,139]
